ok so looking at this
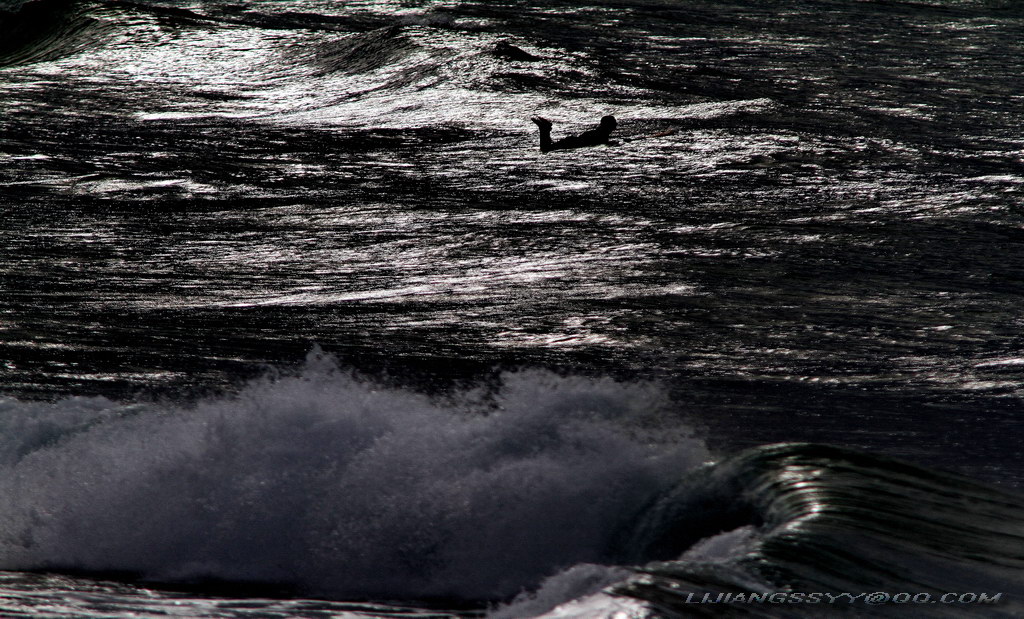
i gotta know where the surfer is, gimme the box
[531,115,617,153]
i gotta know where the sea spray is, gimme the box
[0,350,708,601]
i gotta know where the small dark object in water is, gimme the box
[493,40,540,62]
[531,115,617,153]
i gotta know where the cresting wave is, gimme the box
[0,0,112,67]
[0,350,707,602]
[607,444,1024,618]
[3,352,1023,617]
[494,444,1024,618]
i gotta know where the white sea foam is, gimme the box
[489,563,650,619]
[0,350,708,601]
[679,524,760,562]
[486,519,762,616]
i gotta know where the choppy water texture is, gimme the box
[1,0,1024,616]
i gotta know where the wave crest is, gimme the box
[0,0,115,67]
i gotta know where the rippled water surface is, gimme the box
[4,0,1023,484]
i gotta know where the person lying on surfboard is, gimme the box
[530,115,617,152]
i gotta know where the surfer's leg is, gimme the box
[531,116,553,152]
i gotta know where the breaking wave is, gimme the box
[0,349,707,601]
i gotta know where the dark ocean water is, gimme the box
[1,0,1023,616]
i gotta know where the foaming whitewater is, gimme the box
[0,349,708,601]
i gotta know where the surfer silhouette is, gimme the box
[531,115,617,153]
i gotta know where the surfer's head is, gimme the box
[600,115,617,130]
